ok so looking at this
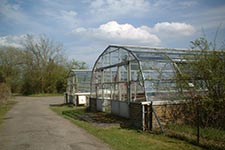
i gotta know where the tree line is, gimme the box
[0,34,87,96]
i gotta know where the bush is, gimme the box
[0,83,11,104]
[175,46,225,129]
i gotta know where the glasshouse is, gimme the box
[66,69,92,105]
[90,45,203,130]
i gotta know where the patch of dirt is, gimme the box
[63,109,131,128]
[80,112,124,128]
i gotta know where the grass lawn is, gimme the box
[166,124,225,149]
[50,105,204,150]
[0,101,17,125]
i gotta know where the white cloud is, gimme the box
[0,0,27,23]
[152,0,198,9]
[72,21,161,46]
[61,10,77,17]
[178,1,198,8]
[186,5,225,30]
[41,9,79,29]
[153,22,196,36]
[0,0,53,34]
[89,0,150,17]
[72,21,196,47]
[69,21,196,66]
[58,10,78,28]
[0,35,27,48]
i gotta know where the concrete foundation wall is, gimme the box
[89,98,182,130]
[111,101,129,118]
[96,99,111,112]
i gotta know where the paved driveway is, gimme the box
[0,96,111,150]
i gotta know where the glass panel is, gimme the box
[67,70,92,94]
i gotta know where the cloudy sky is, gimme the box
[1,0,225,67]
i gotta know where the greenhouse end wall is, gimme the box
[111,100,129,118]
[66,70,91,105]
[89,98,143,128]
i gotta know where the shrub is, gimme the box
[0,83,11,104]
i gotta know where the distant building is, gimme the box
[66,70,91,106]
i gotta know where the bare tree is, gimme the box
[22,34,66,94]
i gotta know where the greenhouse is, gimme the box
[90,45,201,130]
[66,69,92,105]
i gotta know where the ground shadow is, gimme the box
[61,108,134,129]
[49,103,74,107]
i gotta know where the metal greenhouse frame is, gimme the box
[90,45,200,130]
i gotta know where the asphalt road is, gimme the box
[0,96,111,150]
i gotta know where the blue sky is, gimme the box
[1,0,225,67]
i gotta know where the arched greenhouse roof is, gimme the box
[91,45,198,103]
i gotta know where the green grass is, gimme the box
[50,106,203,150]
[166,124,225,149]
[167,124,225,141]
[0,101,17,125]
